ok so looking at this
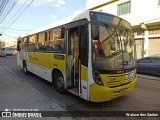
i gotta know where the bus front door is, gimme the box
[67,27,80,95]
[66,23,88,100]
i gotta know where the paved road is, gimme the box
[0,56,160,119]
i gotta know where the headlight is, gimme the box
[93,69,104,86]
[125,69,136,82]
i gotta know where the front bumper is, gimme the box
[89,76,137,102]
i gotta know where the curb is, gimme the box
[138,74,160,81]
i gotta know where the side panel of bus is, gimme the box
[26,52,66,82]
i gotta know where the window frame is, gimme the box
[36,32,47,51]
[28,35,36,51]
[117,1,131,16]
[48,27,65,53]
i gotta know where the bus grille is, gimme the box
[106,80,132,88]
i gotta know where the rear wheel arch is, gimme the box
[23,60,29,74]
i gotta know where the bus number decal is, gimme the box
[54,54,65,60]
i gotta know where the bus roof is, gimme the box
[20,10,130,38]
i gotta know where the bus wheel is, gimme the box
[54,73,65,93]
[23,62,29,74]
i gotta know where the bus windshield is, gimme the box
[92,24,136,70]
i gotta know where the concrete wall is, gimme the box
[86,0,112,10]
[5,38,17,48]
[86,0,160,26]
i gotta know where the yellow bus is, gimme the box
[17,10,137,102]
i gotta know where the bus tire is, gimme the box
[23,61,29,74]
[54,73,66,94]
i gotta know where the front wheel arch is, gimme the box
[52,69,66,94]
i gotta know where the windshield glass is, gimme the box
[92,24,136,70]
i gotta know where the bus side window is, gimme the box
[17,41,21,51]
[80,25,88,67]
[46,31,51,51]
[35,34,39,50]
[48,27,65,52]
[23,37,28,51]
[37,32,46,51]
[28,35,36,51]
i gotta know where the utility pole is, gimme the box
[140,23,148,58]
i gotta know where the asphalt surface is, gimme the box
[0,56,160,120]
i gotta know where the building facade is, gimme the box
[86,0,160,59]
[5,38,17,49]
[0,40,5,49]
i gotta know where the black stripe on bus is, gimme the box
[96,67,136,74]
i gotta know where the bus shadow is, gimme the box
[62,88,131,111]
[21,71,131,111]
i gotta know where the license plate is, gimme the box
[120,88,127,94]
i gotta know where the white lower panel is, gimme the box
[80,80,88,100]
[20,60,23,69]
[27,62,34,73]
[27,63,52,82]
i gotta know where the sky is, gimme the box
[0,0,86,41]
